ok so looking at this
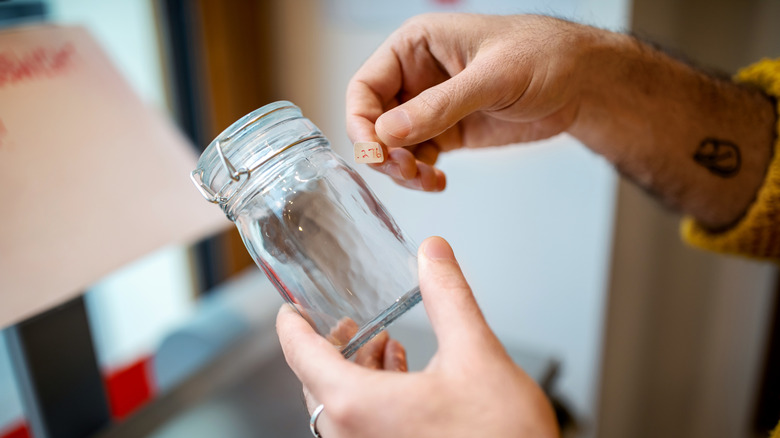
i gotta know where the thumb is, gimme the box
[375,64,492,148]
[418,237,494,353]
[276,304,356,398]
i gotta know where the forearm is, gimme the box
[569,30,777,230]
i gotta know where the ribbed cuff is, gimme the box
[681,58,780,262]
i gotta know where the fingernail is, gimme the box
[434,169,447,192]
[423,237,455,261]
[379,109,412,139]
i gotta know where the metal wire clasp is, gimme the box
[190,139,249,205]
[191,133,326,205]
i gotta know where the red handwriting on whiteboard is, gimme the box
[0,118,6,149]
[0,43,76,89]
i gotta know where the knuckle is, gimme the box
[400,12,437,29]
[323,394,358,427]
[418,87,452,115]
[394,16,428,47]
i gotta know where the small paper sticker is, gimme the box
[354,141,384,164]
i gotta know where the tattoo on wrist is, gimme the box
[693,138,741,178]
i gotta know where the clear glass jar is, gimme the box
[191,101,420,357]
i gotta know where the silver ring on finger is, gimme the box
[310,404,325,438]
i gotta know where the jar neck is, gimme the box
[222,137,331,220]
[192,101,326,216]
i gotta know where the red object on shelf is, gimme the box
[104,356,156,420]
[0,422,31,438]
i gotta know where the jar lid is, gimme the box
[190,101,324,206]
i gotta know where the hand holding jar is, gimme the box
[276,237,559,438]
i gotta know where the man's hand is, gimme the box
[347,12,777,229]
[276,236,559,438]
[346,13,591,192]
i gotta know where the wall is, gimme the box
[598,1,780,437]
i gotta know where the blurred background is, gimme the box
[0,0,778,437]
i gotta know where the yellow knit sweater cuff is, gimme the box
[681,58,780,262]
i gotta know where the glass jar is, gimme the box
[190,101,420,358]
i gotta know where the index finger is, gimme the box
[345,42,402,146]
[346,45,419,181]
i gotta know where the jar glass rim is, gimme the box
[191,101,324,207]
[198,100,299,175]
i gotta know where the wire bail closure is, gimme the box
[191,102,328,206]
[191,104,296,205]
[190,134,326,205]
[190,139,248,204]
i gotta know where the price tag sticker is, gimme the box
[353,141,384,164]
